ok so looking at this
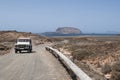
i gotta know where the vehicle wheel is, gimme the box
[28,49,31,53]
[19,50,21,53]
[30,49,32,53]
[28,50,31,53]
[15,50,17,53]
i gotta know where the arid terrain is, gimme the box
[0,31,52,55]
[52,36,120,80]
[1,31,120,80]
[0,31,73,80]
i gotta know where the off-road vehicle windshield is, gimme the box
[17,39,31,43]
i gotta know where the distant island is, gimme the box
[56,27,81,34]
[41,27,82,36]
[40,27,120,37]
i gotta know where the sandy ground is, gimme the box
[0,45,71,80]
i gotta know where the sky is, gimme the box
[0,0,120,33]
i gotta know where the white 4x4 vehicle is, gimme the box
[15,38,32,53]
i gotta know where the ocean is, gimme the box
[41,33,119,37]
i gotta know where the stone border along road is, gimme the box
[46,46,92,80]
[0,45,71,80]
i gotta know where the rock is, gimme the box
[56,27,82,34]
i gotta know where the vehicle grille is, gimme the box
[18,45,28,48]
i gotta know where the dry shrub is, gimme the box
[110,71,120,80]
[112,61,120,72]
[72,49,93,60]
[67,44,80,52]
[101,63,111,74]
[110,61,120,80]
[53,44,63,49]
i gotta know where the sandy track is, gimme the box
[0,45,71,80]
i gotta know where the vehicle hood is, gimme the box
[16,42,30,45]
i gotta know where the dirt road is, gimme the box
[0,45,71,80]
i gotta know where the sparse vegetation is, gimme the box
[52,36,120,79]
[110,71,120,80]
[112,61,120,72]
[101,63,111,74]
[110,61,120,80]
[72,49,94,60]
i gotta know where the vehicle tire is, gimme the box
[19,50,21,53]
[15,50,17,53]
[30,49,32,53]
[28,49,32,53]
